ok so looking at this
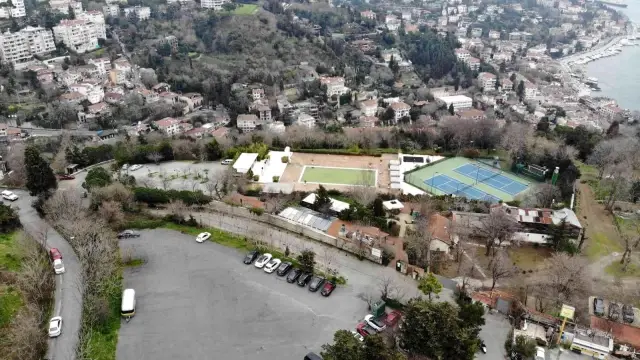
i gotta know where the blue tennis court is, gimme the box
[423,174,501,202]
[454,163,528,196]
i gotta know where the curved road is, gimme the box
[11,190,82,360]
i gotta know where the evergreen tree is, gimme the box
[372,198,385,217]
[314,185,332,214]
[388,55,400,76]
[448,103,455,115]
[25,145,57,196]
[516,80,525,100]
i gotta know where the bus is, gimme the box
[121,289,136,321]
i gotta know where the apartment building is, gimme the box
[200,0,229,10]
[69,82,104,104]
[123,6,150,20]
[88,57,111,75]
[389,101,410,123]
[53,19,105,53]
[0,27,56,66]
[236,114,261,132]
[0,0,26,19]
[103,4,119,17]
[320,76,349,97]
[478,72,497,91]
[154,117,182,135]
[50,0,82,14]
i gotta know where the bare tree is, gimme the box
[488,252,514,291]
[476,209,519,256]
[204,177,218,198]
[147,151,163,165]
[588,140,617,179]
[51,131,71,174]
[159,170,171,190]
[166,200,188,221]
[265,195,288,214]
[4,142,27,187]
[377,276,405,301]
[544,253,590,306]
[620,226,640,271]
[534,183,561,208]
[98,201,125,226]
[501,122,532,160]
[349,175,377,206]
[321,247,337,275]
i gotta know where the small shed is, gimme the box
[382,199,404,211]
[66,164,79,175]
[232,153,259,174]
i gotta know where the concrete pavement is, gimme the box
[10,190,83,360]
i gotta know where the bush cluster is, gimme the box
[133,187,212,206]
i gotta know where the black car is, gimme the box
[320,281,336,297]
[308,276,325,292]
[297,272,313,287]
[286,268,302,283]
[243,250,259,264]
[609,303,621,321]
[623,304,635,323]
[117,230,140,239]
[276,262,292,276]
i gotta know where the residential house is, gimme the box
[320,76,349,97]
[389,101,410,123]
[158,91,179,105]
[154,117,182,135]
[88,57,111,76]
[36,69,54,83]
[358,116,377,128]
[478,72,497,90]
[184,127,207,139]
[152,82,170,93]
[360,10,376,20]
[0,123,7,136]
[458,109,486,121]
[455,48,471,61]
[296,113,316,128]
[123,6,150,20]
[493,203,582,238]
[488,30,500,39]
[183,93,203,109]
[104,92,123,104]
[267,121,286,134]
[467,56,480,71]
[237,114,261,132]
[437,95,473,111]
[359,99,378,117]
[59,91,86,104]
[251,88,265,101]
[137,89,159,104]
[257,105,272,123]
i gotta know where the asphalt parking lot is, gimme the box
[117,229,369,360]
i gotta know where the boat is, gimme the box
[597,0,628,7]
[585,77,598,86]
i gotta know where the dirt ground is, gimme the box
[280,152,393,192]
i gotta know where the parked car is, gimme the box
[276,262,292,276]
[286,268,302,283]
[355,322,377,337]
[49,316,63,337]
[117,230,140,239]
[364,314,387,331]
[308,276,325,292]
[264,259,282,274]
[609,303,621,321]
[58,174,75,180]
[350,330,364,342]
[594,298,605,316]
[49,248,62,261]
[297,272,313,287]
[196,232,211,243]
[623,304,635,323]
[221,159,233,165]
[384,310,403,328]
[129,164,143,171]
[53,259,65,274]
[320,281,336,297]
[254,253,272,268]
[2,190,18,201]
[121,164,129,170]
[243,250,259,264]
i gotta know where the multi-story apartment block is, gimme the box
[154,117,182,135]
[320,76,349,97]
[257,105,272,123]
[0,27,56,66]
[389,102,410,123]
[123,6,150,20]
[88,57,111,75]
[478,72,497,91]
[103,4,120,17]
[200,0,229,10]
[53,19,105,53]
[0,0,26,18]
[236,114,261,132]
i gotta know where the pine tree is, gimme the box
[25,145,57,196]
[448,103,455,115]
[314,185,332,214]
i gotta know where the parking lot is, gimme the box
[117,229,370,360]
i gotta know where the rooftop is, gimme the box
[390,101,410,110]
[302,193,350,213]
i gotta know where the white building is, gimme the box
[267,121,286,134]
[0,0,26,18]
[200,0,229,10]
[50,0,83,14]
[389,101,410,122]
[103,4,120,17]
[437,95,473,111]
[297,113,316,128]
[88,57,111,75]
[488,30,501,39]
[478,72,496,90]
[359,99,378,117]
[154,117,182,135]
[237,114,261,132]
[523,82,538,100]
[123,6,150,20]
[320,76,349,97]
[69,82,104,104]
[0,27,56,66]
[53,19,105,53]
[455,48,471,61]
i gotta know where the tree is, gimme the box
[205,139,224,161]
[534,183,560,208]
[0,203,21,233]
[620,227,640,272]
[297,249,315,273]
[418,272,442,300]
[456,297,485,336]
[476,209,518,256]
[400,299,478,360]
[512,335,537,358]
[448,103,455,115]
[549,218,577,254]
[372,198,385,217]
[544,253,590,306]
[147,151,163,165]
[516,80,525,100]
[388,55,400,77]
[488,252,514,291]
[25,145,57,196]
[83,167,113,190]
[321,330,405,360]
[313,185,332,214]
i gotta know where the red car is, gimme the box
[384,310,403,327]
[49,248,62,261]
[356,322,377,337]
[58,174,75,180]
[320,281,336,297]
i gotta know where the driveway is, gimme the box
[11,190,83,360]
[117,229,372,360]
[478,311,512,360]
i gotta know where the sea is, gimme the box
[585,1,640,111]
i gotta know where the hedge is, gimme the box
[133,187,212,206]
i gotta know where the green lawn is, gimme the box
[585,232,623,260]
[0,232,24,331]
[300,166,376,186]
[605,261,640,278]
[0,231,21,271]
[233,4,258,14]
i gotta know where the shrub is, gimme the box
[249,207,264,216]
[133,187,212,206]
[281,156,289,163]
[253,175,259,181]
[462,148,481,159]
[272,176,279,182]
[381,245,395,266]
[0,203,21,232]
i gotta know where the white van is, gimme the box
[221,159,233,165]
[121,289,136,321]
[534,346,545,360]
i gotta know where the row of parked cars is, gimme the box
[243,250,337,296]
[594,297,635,323]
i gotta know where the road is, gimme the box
[11,190,83,360]
[10,126,98,137]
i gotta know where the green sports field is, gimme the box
[232,4,258,14]
[300,166,376,186]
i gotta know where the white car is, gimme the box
[196,232,211,243]
[129,164,143,171]
[49,316,62,337]
[121,164,129,170]
[221,159,233,165]
[263,258,282,273]
[53,259,65,274]
[254,253,272,268]
[364,314,387,331]
[351,330,364,342]
[2,190,18,201]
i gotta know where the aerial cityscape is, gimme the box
[0,0,640,359]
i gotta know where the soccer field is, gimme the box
[300,166,376,186]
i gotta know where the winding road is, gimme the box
[11,190,82,360]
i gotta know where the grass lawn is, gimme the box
[585,232,623,260]
[233,4,258,14]
[507,246,552,272]
[81,273,122,360]
[0,231,24,332]
[605,260,640,278]
[301,166,376,186]
[0,231,21,271]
